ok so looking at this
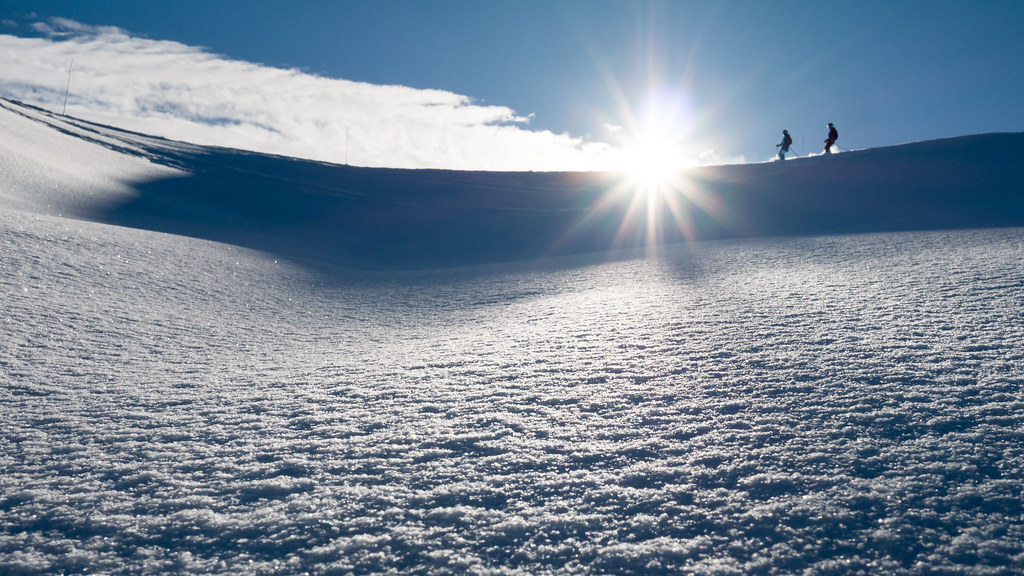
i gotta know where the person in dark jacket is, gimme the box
[824,123,838,154]
[777,129,793,160]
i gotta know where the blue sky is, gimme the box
[2,0,1023,170]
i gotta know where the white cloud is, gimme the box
[0,18,621,170]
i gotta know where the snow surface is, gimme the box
[2,98,1024,575]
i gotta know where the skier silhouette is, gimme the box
[824,123,838,154]
[776,129,793,160]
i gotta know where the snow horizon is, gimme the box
[2,97,1023,272]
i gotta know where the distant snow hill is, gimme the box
[2,98,1023,269]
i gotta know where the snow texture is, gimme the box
[2,98,1024,575]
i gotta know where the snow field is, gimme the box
[3,205,1023,574]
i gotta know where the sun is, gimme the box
[561,84,726,253]
[588,130,707,252]
[620,134,687,192]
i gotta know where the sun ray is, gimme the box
[548,35,732,257]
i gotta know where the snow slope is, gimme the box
[3,98,1023,270]
[2,98,1024,575]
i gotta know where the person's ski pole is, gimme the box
[775,146,798,159]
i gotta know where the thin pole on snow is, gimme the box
[62,60,74,116]
[345,126,350,165]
